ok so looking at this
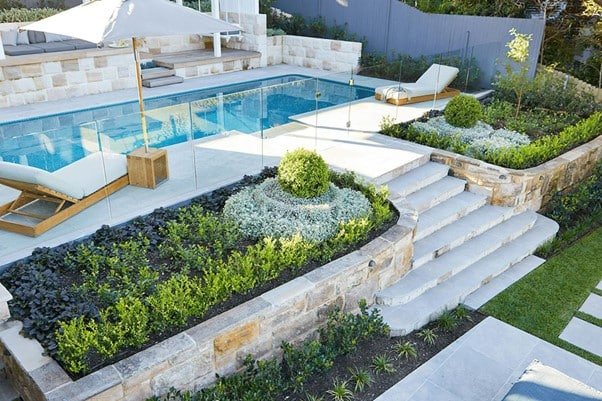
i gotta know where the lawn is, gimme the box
[482,227,602,365]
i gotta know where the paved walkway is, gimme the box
[559,281,602,358]
[375,317,602,401]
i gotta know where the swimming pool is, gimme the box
[0,75,374,172]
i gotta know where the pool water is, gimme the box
[0,75,374,172]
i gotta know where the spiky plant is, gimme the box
[437,310,457,331]
[326,379,353,401]
[418,328,438,346]
[392,340,418,360]
[371,354,396,374]
[348,366,373,392]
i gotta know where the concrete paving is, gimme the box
[375,317,602,401]
[560,318,602,357]
[597,281,602,291]
[579,293,602,320]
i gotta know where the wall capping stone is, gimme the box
[0,201,415,401]
[430,134,602,210]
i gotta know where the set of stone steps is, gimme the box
[377,161,559,336]
[141,67,183,88]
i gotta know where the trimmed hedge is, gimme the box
[278,149,330,198]
[444,95,483,128]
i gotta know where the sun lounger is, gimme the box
[376,64,461,106]
[0,152,128,237]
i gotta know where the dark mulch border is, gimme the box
[279,310,486,401]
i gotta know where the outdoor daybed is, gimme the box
[0,152,128,237]
[375,64,460,106]
[1,29,96,56]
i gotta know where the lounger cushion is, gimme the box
[30,42,77,53]
[502,360,602,401]
[0,161,83,200]
[416,64,459,93]
[52,152,127,197]
[44,32,64,43]
[3,45,44,56]
[62,39,97,50]
[375,84,406,97]
[0,152,127,200]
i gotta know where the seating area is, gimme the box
[1,28,96,56]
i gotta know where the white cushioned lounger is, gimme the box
[0,152,129,236]
[381,64,460,105]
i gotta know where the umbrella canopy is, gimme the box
[24,0,239,45]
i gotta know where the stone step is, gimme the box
[405,176,466,214]
[463,255,545,310]
[140,67,175,81]
[372,153,431,186]
[378,215,559,336]
[413,205,515,268]
[375,211,538,307]
[142,75,184,88]
[386,162,450,198]
[414,191,489,242]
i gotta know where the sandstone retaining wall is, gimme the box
[538,64,602,103]
[0,196,416,401]
[431,135,602,211]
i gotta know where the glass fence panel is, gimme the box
[190,85,264,191]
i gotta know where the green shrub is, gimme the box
[278,149,330,198]
[0,7,60,22]
[444,95,483,128]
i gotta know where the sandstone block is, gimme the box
[41,62,61,75]
[214,320,260,356]
[60,59,80,72]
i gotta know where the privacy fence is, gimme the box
[273,0,545,87]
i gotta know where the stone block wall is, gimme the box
[431,135,602,211]
[267,35,362,73]
[538,65,602,103]
[221,12,268,67]
[0,49,137,108]
[0,198,416,401]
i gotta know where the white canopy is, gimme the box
[24,0,239,45]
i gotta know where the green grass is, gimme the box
[482,227,602,365]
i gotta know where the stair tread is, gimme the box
[387,162,449,198]
[413,205,513,267]
[379,215,558,335]
[463,255,545,310]
[415,191,488,241]
[142,75,184,88]
[376,211,538,306]
[405,176,466,214]
[140,66,175,80]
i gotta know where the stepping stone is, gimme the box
[597,281,602,291]
[579,293,602,320]
[560,318,602,357]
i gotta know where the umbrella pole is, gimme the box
[132,37,150,153]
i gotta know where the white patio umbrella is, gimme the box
[24,0,239,152]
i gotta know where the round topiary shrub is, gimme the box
[277,148,330,198]
[444,95,483,128]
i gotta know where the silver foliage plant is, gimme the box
[223,178,372,242]
[412,116,530,152]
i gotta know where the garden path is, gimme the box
[559,285,602,358]
[375,317,602,401]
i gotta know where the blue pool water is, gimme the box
[0,75,374,172]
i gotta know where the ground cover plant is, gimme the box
[482,227,602,365]
[0,151,396,377]
[148,305,483,401]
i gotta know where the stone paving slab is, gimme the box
[597,281,602,291]
[375,317,602,401]
[560,318,602,357]
[579,293,602,320]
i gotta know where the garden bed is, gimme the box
[0,157,417,401]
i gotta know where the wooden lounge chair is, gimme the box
[0,152,129,237]
[374,64,461,105]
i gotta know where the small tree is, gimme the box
[504,28,534,117]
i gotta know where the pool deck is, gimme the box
[0,64,473,268]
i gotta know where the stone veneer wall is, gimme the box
[0,196,416,401]
[221,12,268,68]
[267,35,362,73]
[431,135,602,211]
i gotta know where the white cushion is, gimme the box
[1,29,17,46]
[16,31,29,45]
[52,152,127,197]
[416,64,459,93]
[375,84,407,97]
[0,161,83,199]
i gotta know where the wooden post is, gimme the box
[132,37,150,153]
